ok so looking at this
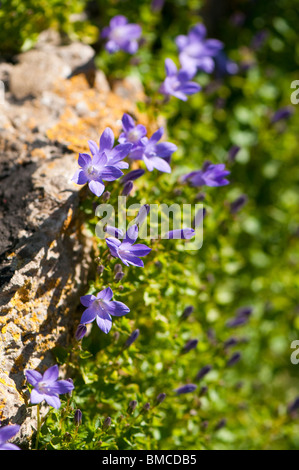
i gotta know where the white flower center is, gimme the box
[111,26,126,41]
[128,129,140,142]
[38,381,52,394]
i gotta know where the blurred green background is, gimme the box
[1,0,299,450]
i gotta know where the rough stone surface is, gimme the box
[0,31,147,445]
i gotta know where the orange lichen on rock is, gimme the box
[46,74,149,154]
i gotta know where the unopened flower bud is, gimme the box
[199,386,208,396]
[226,352,241,367]
[181,339,198,354]
[230,194,248,214]
[74,409,82,426]
[121,180,134,196]
[195,365,212,380]
[287,397,299,415]
[124,329,140,348]
[181,305,194,320]
[142,402,151,412]
[102,416,111,431]
[214,418,227,431]
[223,337,239,349]
[114,263,123,273]
[174,384,197,395]
[114,271,124,282]
[127,400,137,414]
[227,145,240,163]
[121,169,145,185]
[102,191,111,202]
[75,324,87,341]
[97,264,104,275]
[156,393,166,405]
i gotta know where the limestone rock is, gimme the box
[0,33,147,446]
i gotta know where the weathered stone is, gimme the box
[0,34,147,446]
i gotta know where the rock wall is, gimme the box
[0,32,146,444]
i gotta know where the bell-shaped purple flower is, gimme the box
[182,163,230,187]
[176,23,223,73]
[118,113,147,150]
[0,425,20,450]
[159,58,201,101]
[88,127,132,171]
[71,128,130,197]
[102,15,142,54]
[128,127,177,173]
[79,287,130,334]
[25,365,75,409]
[106,224,151,268]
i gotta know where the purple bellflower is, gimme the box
[25,365,75,409]
[79,287,130,334]
[0,425,20,450]
[106,224,151,268]
[71,128,131,197]
[128,127,177,173]
[182,163,230,187]
[88,127,132,170]
[176,23,223,73]
[102,16,142,54]
[118,113,147,150]
[159,58,201,101]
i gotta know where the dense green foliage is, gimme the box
[4,0,299,450]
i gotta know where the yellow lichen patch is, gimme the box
[46,74,149,154]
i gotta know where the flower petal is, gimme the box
[25,369,42,387]
[123,224,139,244]
[101,166,123,182]
[88,140,99,156]
[43,365,59,382]
[55,379,75,394]
[106,300,130,316]
[149,127,164,144]
[30,389,45,404]
[150,156,172,173]
[0,425,20,444]
[96,311,112,334]
[45,395,61,409]
[106,237,121,257]
[127,243,152,256]
[80,294,97,307]
[80,307,97,324]
[119,252,144,267]
[78,152,92,168]
[165,58,177,76]
[97,287,113,301]
[122,113,135,132]
[99,127,114,152]
[88,180,105,197]
[153,142,177,158]
[71,169,88,185]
